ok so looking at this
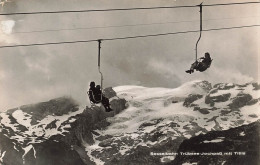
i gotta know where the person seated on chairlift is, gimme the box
[88,81,113,112]
[186,52,212,74]
[88,81,100,104]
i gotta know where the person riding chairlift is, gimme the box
[88,81,113,112]
[186,52,212,74]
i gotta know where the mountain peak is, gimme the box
[0,81,259,165]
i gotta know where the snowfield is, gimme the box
[0,80,259,165]
[83,80,259,164]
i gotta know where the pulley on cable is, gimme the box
[87,39,113,112]
[186,3,213,74]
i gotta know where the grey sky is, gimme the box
[0,0,259,111]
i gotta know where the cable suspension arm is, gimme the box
[195,3,203,61]
[98,40,103,98]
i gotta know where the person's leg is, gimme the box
[101,96,113,112]
[186,61,198,74]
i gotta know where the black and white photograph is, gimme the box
[0,0,259,164]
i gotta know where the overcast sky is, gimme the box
[0,0,259,111]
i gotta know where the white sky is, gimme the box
[0,0,259,111]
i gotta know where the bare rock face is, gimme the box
[103,87,117,99]
[195,107,210,114]
[25,141,86,165]
[213,83,235,90]
[0,81,259,165]
[193,81,212,92]
[205,93,231,107]
[168,120,260,165]
[228,93,253,109]
[183,94,203,107]
[252,83,260,90]
[7,97,79,125]
[0,87,127,165]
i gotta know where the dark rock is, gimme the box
[94,119,111,130]
[7,114,28,132]
[99,138,114,147]
[139,119,161,129]
[56,97,127,147]
[213,83,235,90]
[207,116,218,123]
[209,88,218,94]
[106,145,161,165]
[194,81,212,92]
[103,87,117,99]
[221,117,228,121]
[237,84,249,88]
[193,106,200,111]
[143,131,164,142]
[72,145,95,165]
[168,121,260,165]
[220,110,232,116]
[9,97,79,125]
[234,119,245,126]
[96,135,113,141]
[205,94,215,107]
[205,93,231,108]
[193,107,210,114]
[252,83,260,90]
[165,97,185,106]
[212,93,231,102]
[168,122,180,128]
[26,140,86,165]
[0,133,23,165]
[198,108,210,114]
[183,94,203,107]
[228,93,253,109]
[249,114,258,118]
[247,99,258,106]
[45,119,58,129]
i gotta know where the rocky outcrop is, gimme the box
[228,93,253,109]
[0,133,23,165]
[183,94,203,107]
[205,93,231,107]
[213,83,235,90]
[168,120,260,165]
[252,83,260,90]
[1,81,259,165]
[7,97,79,125]
[194,81,212,92]
[103,87,117,99]
[24,141,85,165]
[0,87,127,165]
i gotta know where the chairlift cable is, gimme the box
[0,2,259,16]
[0,24,259,49]
[3,15,258,35]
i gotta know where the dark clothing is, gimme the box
[201,56,211,64]
[88,86,100,104]
[186,54,212,74]
[88,86,112,112]
[95,88,110,107]
[196,56,212,72]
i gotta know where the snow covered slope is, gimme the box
[0,81,259,165]
[86,80,259,164]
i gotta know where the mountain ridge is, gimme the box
[0,80,259,165]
